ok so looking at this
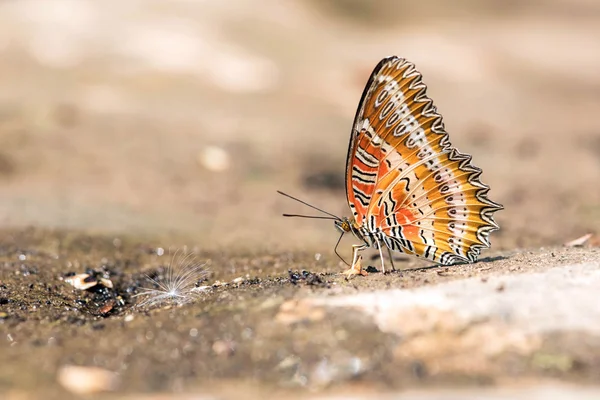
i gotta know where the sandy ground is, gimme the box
[0,0,600,398]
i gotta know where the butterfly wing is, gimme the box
[345,56,502,265]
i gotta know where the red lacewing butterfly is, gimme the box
[279,56,503,277]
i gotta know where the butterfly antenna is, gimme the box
[277,191,341,220]
[282,214,339,220]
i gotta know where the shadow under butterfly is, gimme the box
[279,56,503,278]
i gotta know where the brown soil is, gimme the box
[1,228,599,399]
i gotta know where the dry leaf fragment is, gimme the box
[564,233,593,247]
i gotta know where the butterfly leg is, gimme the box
[342,244,368,279]
[386,246,397,272]
[375,236,387,274]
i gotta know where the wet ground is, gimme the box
[1,228,599,399]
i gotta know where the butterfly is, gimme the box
[279,56,503,277]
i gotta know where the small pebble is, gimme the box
[198,146,230,172]
[99,278,114,289]
[64,274,98,291]
[212,340,236,357]
[57,365,119,394]
[64,274,113,291]
[192,285,211,293]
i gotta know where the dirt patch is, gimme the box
[1,228,599,398]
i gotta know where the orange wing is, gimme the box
[345,56,502,265]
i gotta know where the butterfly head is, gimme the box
[276,190,364,267]
[334,217,353,234]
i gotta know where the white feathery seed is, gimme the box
[134,249,209,308]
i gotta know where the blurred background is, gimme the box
[0,0,599,255]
